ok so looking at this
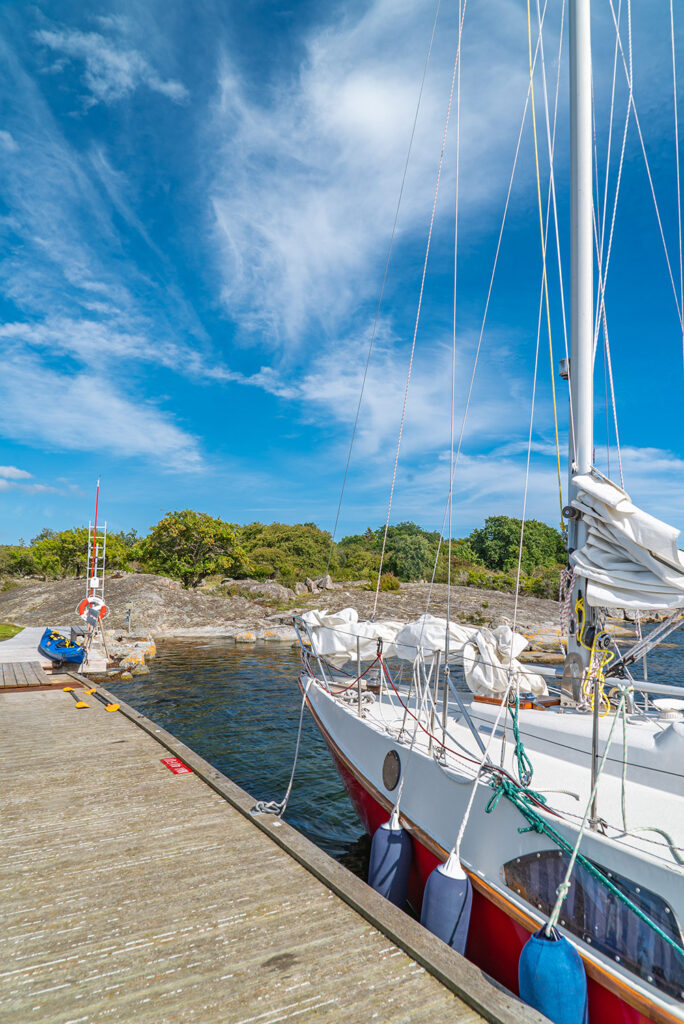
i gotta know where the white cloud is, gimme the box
[88,145,162,257]
[34,27,188,107]
[207,0,536,347]
[331,443,684,541]
[0,33,226,442]
[249,318,548,468]
[0,317,235,383]
[0,466,31,480]
[0,353,202,471]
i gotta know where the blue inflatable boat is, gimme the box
[39,628,86,665]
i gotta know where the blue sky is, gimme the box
[0,0,682,545]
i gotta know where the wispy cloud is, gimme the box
[34,26,188,107]
[0,317,237,384]
[0,466,63,497]
[0,352,202,471]
[0,32,212,467]
[0,128,17,151]
[207,0,534,348]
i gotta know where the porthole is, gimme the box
[382,750,401,791]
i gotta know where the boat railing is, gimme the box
[292,615,335,692]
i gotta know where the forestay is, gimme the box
[570,472,684,610]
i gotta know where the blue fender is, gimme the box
[519,927,588,1024]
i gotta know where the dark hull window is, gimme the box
[504,849,684,1000]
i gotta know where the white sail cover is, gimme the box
[570,472,684,610]
[462,625,547,697]
[300,608,476,665]
[300,609,547,697]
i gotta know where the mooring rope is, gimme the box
[251,677,313,817]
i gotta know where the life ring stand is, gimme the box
[77,597,108,621]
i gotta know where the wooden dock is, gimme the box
[0,683,546,1024]
[0,626,107,673]
[0,660,48,688]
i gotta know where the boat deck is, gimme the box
[0,684,545,1024]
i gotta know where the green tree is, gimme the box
[239,522,335,582]
[30,527,130,579]
[336,542,381,581]
[338,521,440,582]
[468,516,565,573]
[0,545,37,577]
[385,531,435,580]
[138,510,249,587]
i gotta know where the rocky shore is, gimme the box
[0,573,639,672]
[0,570,566,645]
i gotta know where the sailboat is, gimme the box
[292,2,684,1023]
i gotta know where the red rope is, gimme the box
[378,656,552,815]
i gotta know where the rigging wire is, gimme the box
[607,0,684,335]
[590,0,626,484]
[589,0,632,488]
[535,0,574,463]
[447,0,464,632]
[373,0,468,617]
[449,0,555,840]
[527,0,563,524]
[670,0,684,380]
[420,1,555,623]
[324,0,443,575]
[593,0,624,354]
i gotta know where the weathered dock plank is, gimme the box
[1,662,17,686]
[0,660,68,691]
[0,687,547,1024]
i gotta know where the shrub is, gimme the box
[378,572,401,592]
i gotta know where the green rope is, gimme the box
[508,692,534,786]
[485,776,684,958]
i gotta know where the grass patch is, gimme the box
[0,622,22,640]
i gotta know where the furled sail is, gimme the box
[570,472,684,610]
[300,609,547,696]
[300,608,476,665]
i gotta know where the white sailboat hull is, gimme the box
[301,672,684,1024]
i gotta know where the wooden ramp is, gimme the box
[0,685,546,1024]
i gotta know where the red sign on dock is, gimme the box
[160,757,193,775]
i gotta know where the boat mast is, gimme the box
[566,0,595,676]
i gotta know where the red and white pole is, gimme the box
[89,478,100,598]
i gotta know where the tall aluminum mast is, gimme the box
[563,0,595,695]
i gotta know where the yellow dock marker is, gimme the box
[63,686,89,709]
[84,688,120,712]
